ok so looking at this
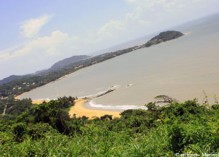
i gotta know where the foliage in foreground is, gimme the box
[1,98,219,156]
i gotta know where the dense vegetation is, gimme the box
[0,30,183,98]
[1,97,219,156]
[0,97,32,117]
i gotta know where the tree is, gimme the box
[145,102,157,111]
[12,122,27,142]
[154,95,177,104]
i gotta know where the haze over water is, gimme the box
[20,13,219,108]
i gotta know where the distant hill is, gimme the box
[0,55,90,85]
[50,55,90,70]
[0,75,29,86]
[144,31,184,47]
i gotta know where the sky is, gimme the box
[0,0,219,79]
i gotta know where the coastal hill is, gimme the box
[0,55,90,85]
[50,55,90,70]
[0,75,29,86]
[144,31,184,47]
[0,30,184,98]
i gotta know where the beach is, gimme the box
[69,98,121,119]
[20,97,121,119]
[32,99,49,104]
[16,87,121,119]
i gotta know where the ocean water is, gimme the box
[20,13,219,109]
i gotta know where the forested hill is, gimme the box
[144,31,183,47]
[0,31,184,98]
[0,75,27,86]
[50,55,90,70]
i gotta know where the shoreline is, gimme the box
[14,71,75,100]
[16,87,122,119]
[32,99,50,104]
[29,98,121,119]
[69,98,121,119]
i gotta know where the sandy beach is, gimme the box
[69,98,121,119]
[15,95,49,105]
[32,99,49,104]
[20,97,121,119]
[16,87,121,119]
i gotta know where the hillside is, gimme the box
[0,55,90,86]
[144,31,184,47]
[50,55,90,70]
[0,75,32,86]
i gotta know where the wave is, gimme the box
[88,100,147,111]
[125,83,134,88]
[38,97,57,101]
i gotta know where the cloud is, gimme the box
[1,0,219,79]
[0,30,70,60]
[3,0,211,60]
[121,0,211,34]
[0,29,79,78]
[20,15,51,38]
[94,19,127,43]
[82,0,214,50]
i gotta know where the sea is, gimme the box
[20,13,219,110]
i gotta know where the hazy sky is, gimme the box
[0,0,219,79]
